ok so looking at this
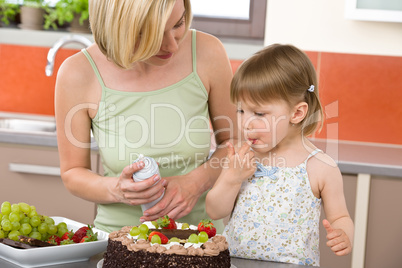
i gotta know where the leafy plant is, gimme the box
[44,0,88,30]
[0,0,20,25]
[22,0,46,8]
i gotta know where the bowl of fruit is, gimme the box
[0,201,109,268]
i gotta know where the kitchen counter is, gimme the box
[1,128,401,178]
[0,252,313,268]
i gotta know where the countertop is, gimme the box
[0,252,312,268]
[1,128,401,178]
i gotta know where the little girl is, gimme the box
[206,44,354,266]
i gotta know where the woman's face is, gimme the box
[146,0,187,66]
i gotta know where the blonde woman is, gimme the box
[55,0,236,232]
[206,44,354,266]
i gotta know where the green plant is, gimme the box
[44,0,88,30]
[0,0,20,25]
[22,0,46,8]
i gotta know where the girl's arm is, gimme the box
[206,142,256,220]
[313,156,354,256]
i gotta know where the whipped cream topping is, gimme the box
[110,225,228,257]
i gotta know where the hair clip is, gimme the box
[307,85,315,92]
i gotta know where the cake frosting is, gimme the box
[102,220,231,268]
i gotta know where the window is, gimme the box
[345,0,402,23]
[191,0,267,40]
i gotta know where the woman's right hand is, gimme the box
[111,161,167,206]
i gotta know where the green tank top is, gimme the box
[83,30,223,233]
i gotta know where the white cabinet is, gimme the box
[0,142,98,224]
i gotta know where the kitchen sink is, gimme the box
[0,112,56,134]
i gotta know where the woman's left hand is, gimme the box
[139,173,203,222]
[323,219,353,256]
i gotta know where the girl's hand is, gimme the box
[323,219,352,256]
[223,141,256,184]
[111,161,167,206]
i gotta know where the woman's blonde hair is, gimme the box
[89,0,192,69]
[231,44,324,136]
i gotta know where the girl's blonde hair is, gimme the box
[231,44,324,136]
[89,0,192,69]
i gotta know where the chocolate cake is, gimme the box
[102,225,231,268]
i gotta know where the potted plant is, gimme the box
[0,0,20,27]
[44,0,90,33]
[19,0,47,30]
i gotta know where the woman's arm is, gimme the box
[55,51,166,206]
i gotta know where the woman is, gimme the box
[55,0,237,232]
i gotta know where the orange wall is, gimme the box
[1,44,401,145]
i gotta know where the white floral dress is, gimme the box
[223,149,322,266]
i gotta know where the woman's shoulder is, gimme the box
[55,45,100,103]
[57,48,94,86]
[194,30,228,58]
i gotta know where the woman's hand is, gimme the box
[111,161,167,206]
[138,172,204,222]
[323,219,353,256]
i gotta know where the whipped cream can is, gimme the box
[132,154,164,212]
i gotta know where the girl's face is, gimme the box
[237,99,293,153]
[146,0,187,66]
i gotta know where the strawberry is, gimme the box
[79,232,98,243]
[197,219,216,238]
[61,230,74,241]
[156,215,177,229]
[71,225,96,243]
[148,231,169,244]
[48,235,62,245]
[60,239,75,245]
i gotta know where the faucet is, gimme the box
[45,35,93,76]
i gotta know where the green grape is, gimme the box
[181,223,190,230]
[38,222,48,234]
[19,212,26,221]
[9,212,20,222]
[11,221,20,231]
[169,237,180,243]
[151,221,159,229]
[139,224,149,234]
[57,222,67,230]
[150,234,161,244]
[47,224,58,235]
[129,226,140,236]
[30,205,36,212]
[29,231,42,240]
[188,233,199,243]
[20,223,32,235]
[44,217,55,225]
[20,217,30,224]
[58,227,68,238]
[41,233,50,241]
[0,212,3,219]
[1,219,12,232]
[1,201,11,215]
[198,231,209,243]
[0,230,5,239]
[30,215,41,227]
[28,210,37,218]
[18,202,31,214]
[10,204,20,214]
[8,230,21,241]
[137,233,148,240]
[2,214,9,221]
